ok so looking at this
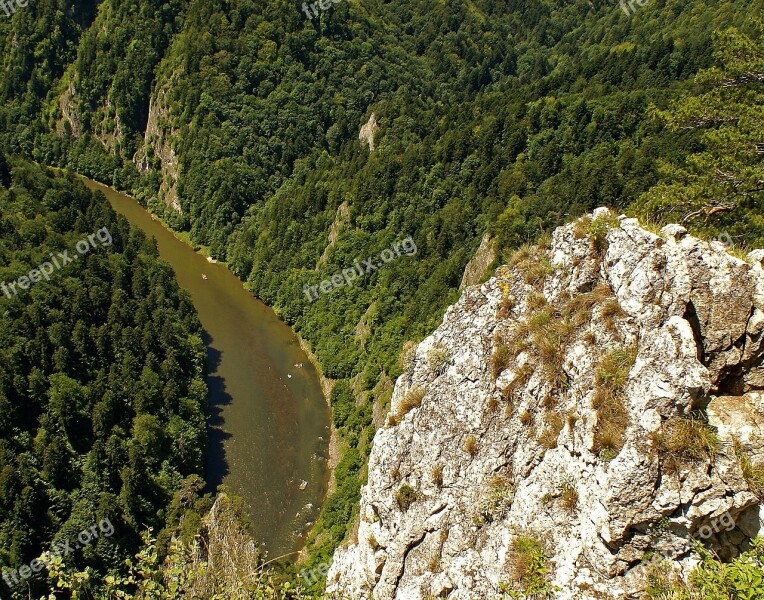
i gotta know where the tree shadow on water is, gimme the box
[202,330,232,494]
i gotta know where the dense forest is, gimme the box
[0,0,763,595]
[0,157,209,598]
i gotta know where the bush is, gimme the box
[647,538,764,599]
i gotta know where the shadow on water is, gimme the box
[202,331,232,493]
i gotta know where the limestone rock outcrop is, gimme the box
[327,211,764,599]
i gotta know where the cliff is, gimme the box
[326,210,764,599]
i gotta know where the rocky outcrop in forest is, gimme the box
[327,210,764,599]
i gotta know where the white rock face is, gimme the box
[327,211,764,599]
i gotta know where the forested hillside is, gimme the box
[1,0,762,593]
[0,157,209,598]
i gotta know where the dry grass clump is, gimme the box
[526,291,548,312]
[476,474,515,524]
[572,215,593,239]
[396,386,425,418]
[497,294,516,319]
[491,339,513,379]
[592,346,637,460]
[601,298,627,332]
[652,416,720,463]
[527,306,553,332]
[541,393,558,410]
[642,558,685,599]
[464,434,479,456]
[564,283,612,328]
[520,410,533,426]
[592,388,629,460]
[432,464,444,488]
[509,244,535,268]
[508,242,555,288]
[427,553,441,573]
[507,321,531,356]
[538,412,564,449]
[522,257,554,286]
[596,346,637,391]
[428,344,451,376]
[503,363,534,402]
[399,340,418,371]
[733,438,764,500]
[504,535,553,597]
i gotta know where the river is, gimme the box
[83,178,330,557]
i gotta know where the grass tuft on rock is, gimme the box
[395,484,418,511]
[502,535,555,598]
[592,346,637,460]
[396,386,425,418]
[652,416,720,463]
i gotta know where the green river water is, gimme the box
[83,178,330,557]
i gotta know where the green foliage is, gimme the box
[635,21,764,246]
[0,160,208,598]
[1,0,764,595]
[587,212,621,253]
[395,485,417,511]
[42,521,320,599]
[501,535,556,599]
[648,538,764,600]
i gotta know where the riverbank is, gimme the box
[296,337,340,495]
[79,174,332,556]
